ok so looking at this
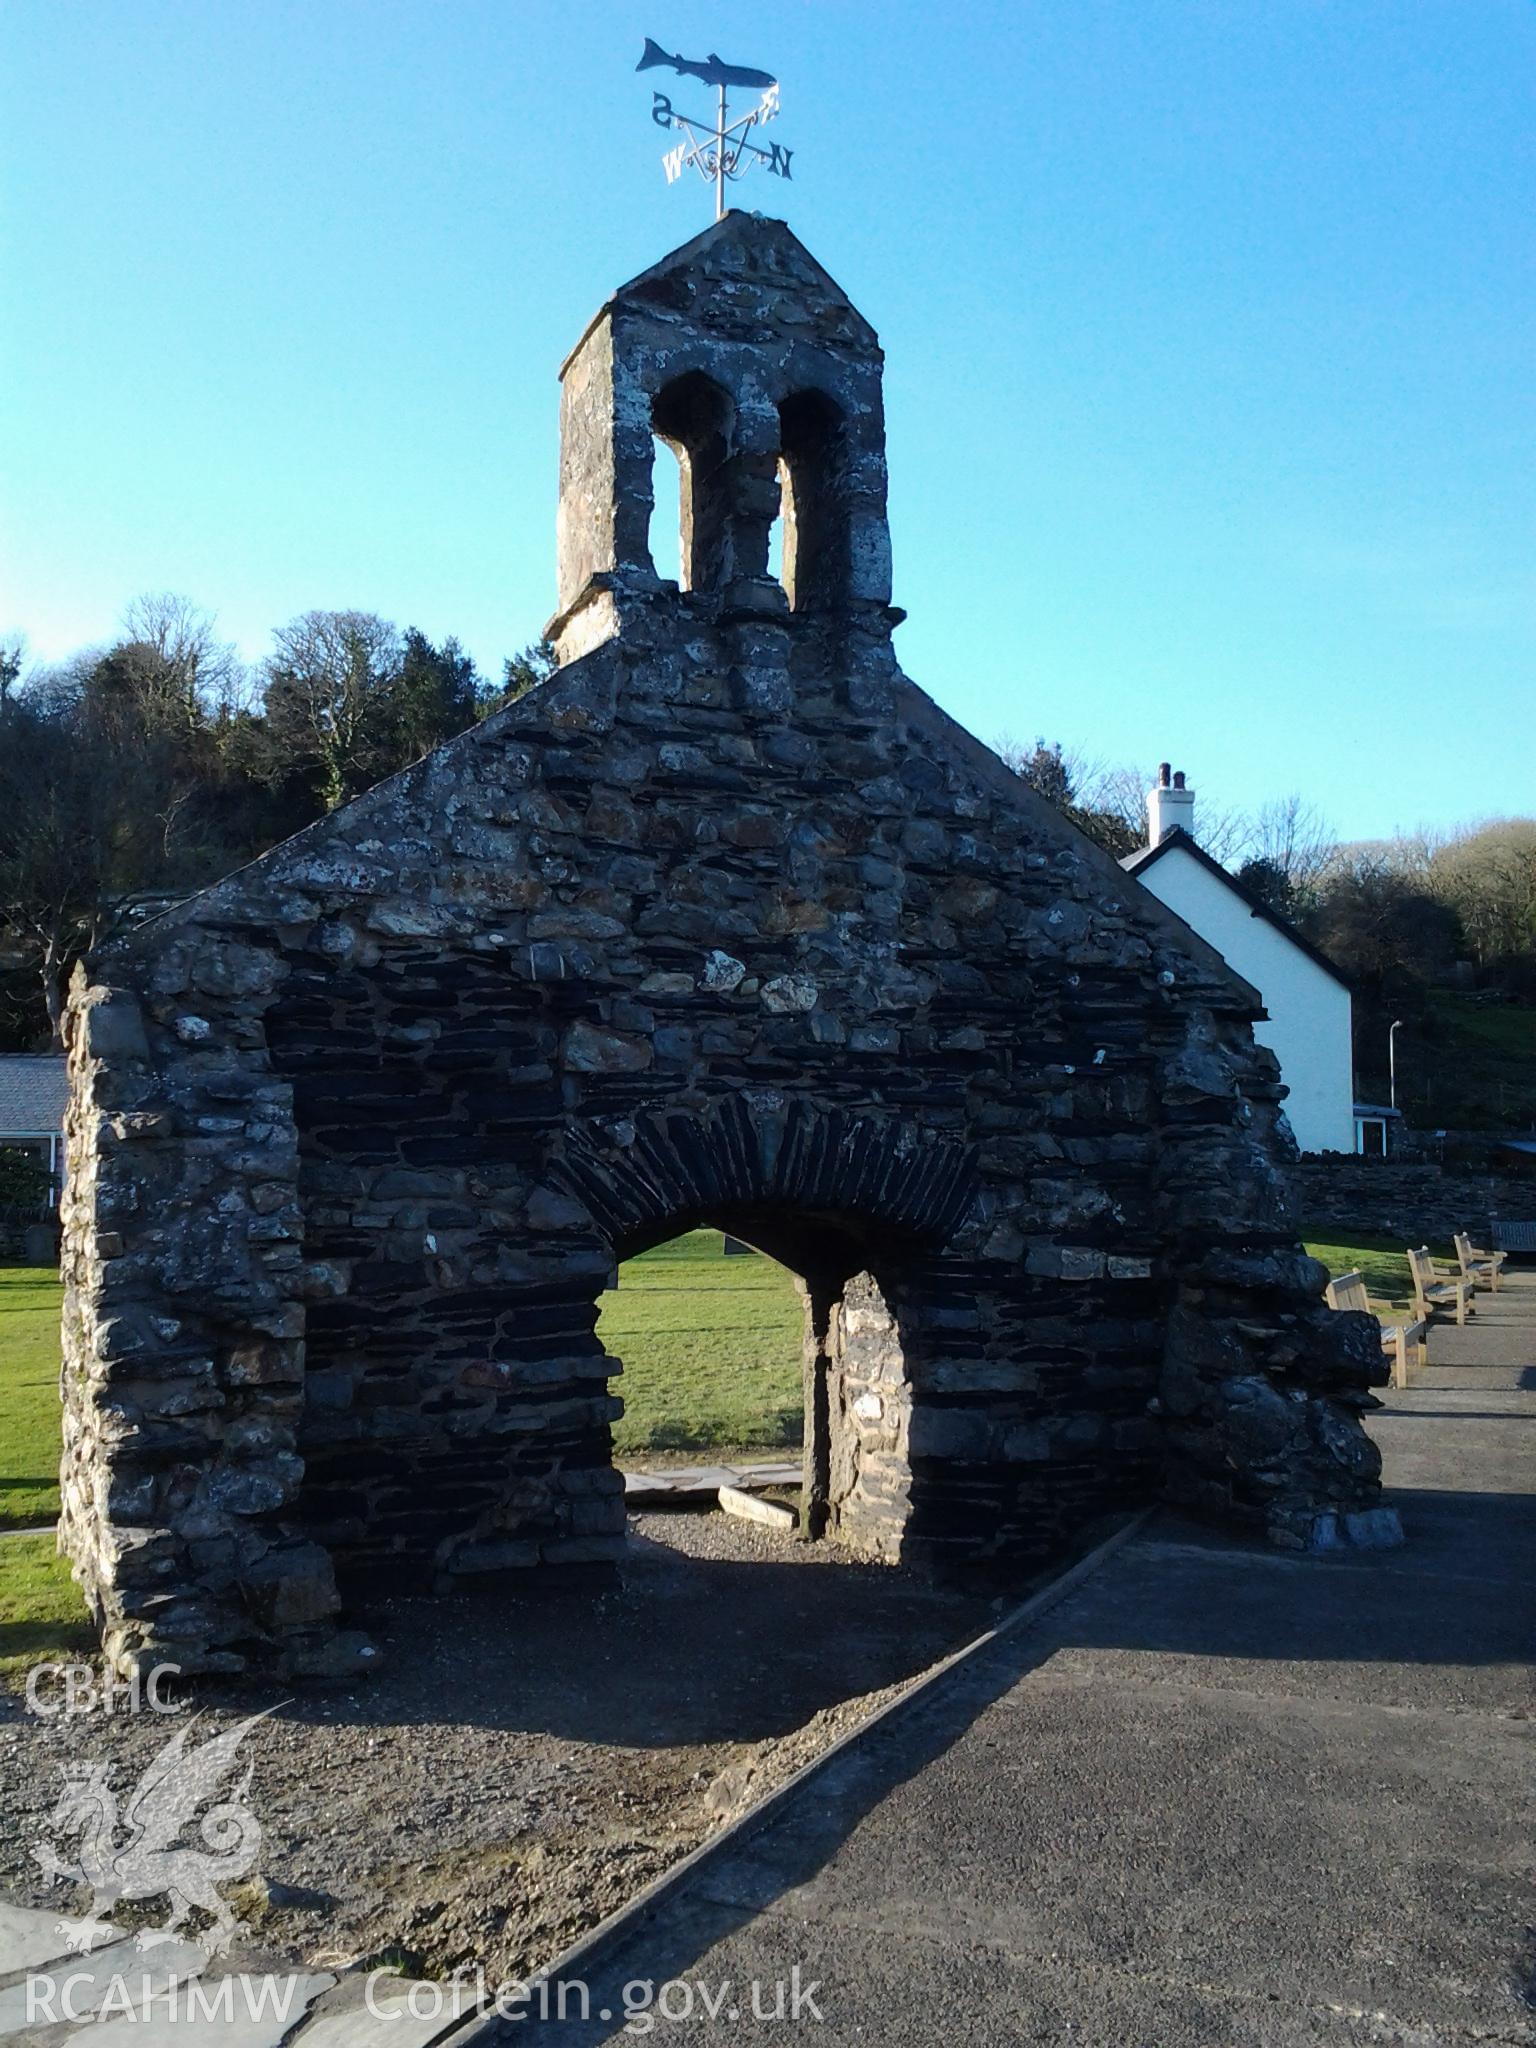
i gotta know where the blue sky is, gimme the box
[3,0,1532,842]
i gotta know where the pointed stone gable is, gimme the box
[606,213,880,351]
[58,215,1396,1681]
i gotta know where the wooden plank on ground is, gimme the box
[717,1484,798,1532]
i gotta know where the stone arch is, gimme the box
[548,1095,977,1557]
[551,1093,977,1279]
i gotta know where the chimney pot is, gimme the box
[1146,766,1196,849]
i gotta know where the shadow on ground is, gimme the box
[482,1481,1534,2044]
[295,1520,1005,1750]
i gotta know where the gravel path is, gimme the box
[0,1511,998,1986]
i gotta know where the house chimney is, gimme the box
[1147,763,1195,847]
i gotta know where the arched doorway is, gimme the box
[594,1203,915,1559]
[600,1229,805,1462]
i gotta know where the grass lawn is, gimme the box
[0,1236,802,1683]
[600,1230,805,1458]
[1302,1232,1454,1310]
[0,1231,808,1506]
[0,1265,64,1529]
[0,1235,1448,1481]
[0,1266,90,1683]
[0,1533,93,1681]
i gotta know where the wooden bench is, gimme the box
[1324,1270,1427,1389]
[1408,1246,1473,1328]
[1454,1231,1506,1294]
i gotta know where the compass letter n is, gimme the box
[766,141,793,180]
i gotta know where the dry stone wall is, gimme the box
[1296,1157,1534,1247]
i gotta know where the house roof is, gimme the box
[1121,829,1351,991]
[0,1055,67,1136]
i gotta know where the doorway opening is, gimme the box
[599,1228,804,1463]
[594,1213,914,1559]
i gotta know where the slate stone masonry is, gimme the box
[58,216,1396,1680]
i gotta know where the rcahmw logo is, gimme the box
[31,1707,274,1954]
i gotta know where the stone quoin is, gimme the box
[58,214,1398,1680]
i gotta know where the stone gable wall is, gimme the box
[59,626,1393,1678]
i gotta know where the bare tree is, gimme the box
[1247,794,1337,895]
[1427,819,1536,963]
[994,735,1082,803]
[0,635,24,709]
[995,737,1141,856]
[995,736,1255,864]
[1071,763,1141,843]
[260,610,404,809]
[0,668,156,1041]
[118,593,242,736]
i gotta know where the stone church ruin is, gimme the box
[59,215,1397,1680]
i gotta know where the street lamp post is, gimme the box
[1389,1019,1404,1112]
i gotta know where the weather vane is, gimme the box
[638,39,794,222]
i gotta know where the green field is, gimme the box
[1303,1235,1418,1309]
[0,1265,85,1677]
[0,1229,1429,1494]
[600,1230,805,1458]
[0,1238,807,1676]
[0,1236,808,1521]
[0,1265,64,1528]
[0,1533,93,1679]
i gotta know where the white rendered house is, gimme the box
[1122,770,1355,1155]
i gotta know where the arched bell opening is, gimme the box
[766,460,787,587]
[777,387,853,612]
[649,370,735,592]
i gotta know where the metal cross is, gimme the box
[638,39,794,221]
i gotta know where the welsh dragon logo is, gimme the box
[33,1710,271,1953]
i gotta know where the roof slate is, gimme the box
[0,1056,68,1136]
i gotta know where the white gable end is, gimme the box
[1132,845,1354,1154]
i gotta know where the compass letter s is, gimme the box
[651,91,674,128]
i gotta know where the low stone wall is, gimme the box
[1297,1159,1535,1247]
[0,1212,59,1262]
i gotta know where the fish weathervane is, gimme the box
[638,38,794,221]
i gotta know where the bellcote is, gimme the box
[548,213,894,663]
